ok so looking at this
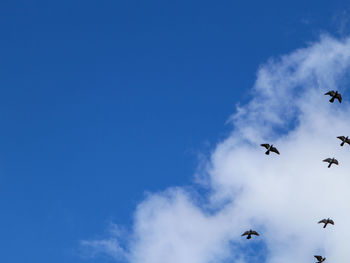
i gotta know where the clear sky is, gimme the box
[1,1,350,263]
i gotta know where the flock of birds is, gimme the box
[240,90,346,263]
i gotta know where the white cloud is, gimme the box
[82,35,350,263]
[81,224,127,261]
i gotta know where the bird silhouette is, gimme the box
[325,90,342,103]
[323,158,338,168]
[337,136,350,146]
[314,255,326,263]
[318,218,334,228]
[241,229,259,239]
[261,144,280,155]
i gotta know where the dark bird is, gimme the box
[337,136,350,146]
[314,255,326,263]
[325,90,342,103]
[323,158,339,168]
[318,218,334,228]
[261,144,280,155]
[241,229,259,239]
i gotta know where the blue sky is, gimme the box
[1,1,350,262]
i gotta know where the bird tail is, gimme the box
[265,150,270,155]
[330,97,335,103]
[341,141,345,146]
[247,235,251,239]
[323,223,327,228]
[328,163,331,168]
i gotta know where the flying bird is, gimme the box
[314,255,326,263]
[324,90,342,103]
[318,218,334,228]
[261,144,280,155]
[337,136,350,146]
[241,229,259,239]
[323,158,338,168]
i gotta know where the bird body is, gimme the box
[323,158,338,168]
[261,144,280,155]
[318,218,334,228]
[241,229,259,239]
[325,90,342,103]
[337,136,350,146]
[314,255,326,263]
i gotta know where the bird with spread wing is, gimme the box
[337,136,350,146]
[261,144,280,155]
[241,229,259,239]
[318,218,334,228]
[314,255,326,263]
[323,158,338,168]
[325,90,342,103]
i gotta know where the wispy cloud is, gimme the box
[80,223,128,261]
[81,35,350,263]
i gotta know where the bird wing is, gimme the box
[241,231,249,236]
[260,144,270,149]
[337,93,342,103]
[323,158,332,163]
[333,159,339,165]
[329,219,334,225]
[270,147,280,154]
[251,231,259,236]
[318,219,327,224]
[325,91,335,96]
[346,138,350,144]
[337,136,346,141]
[314,255,323,261]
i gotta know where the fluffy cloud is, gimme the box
[82,35,350,263]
